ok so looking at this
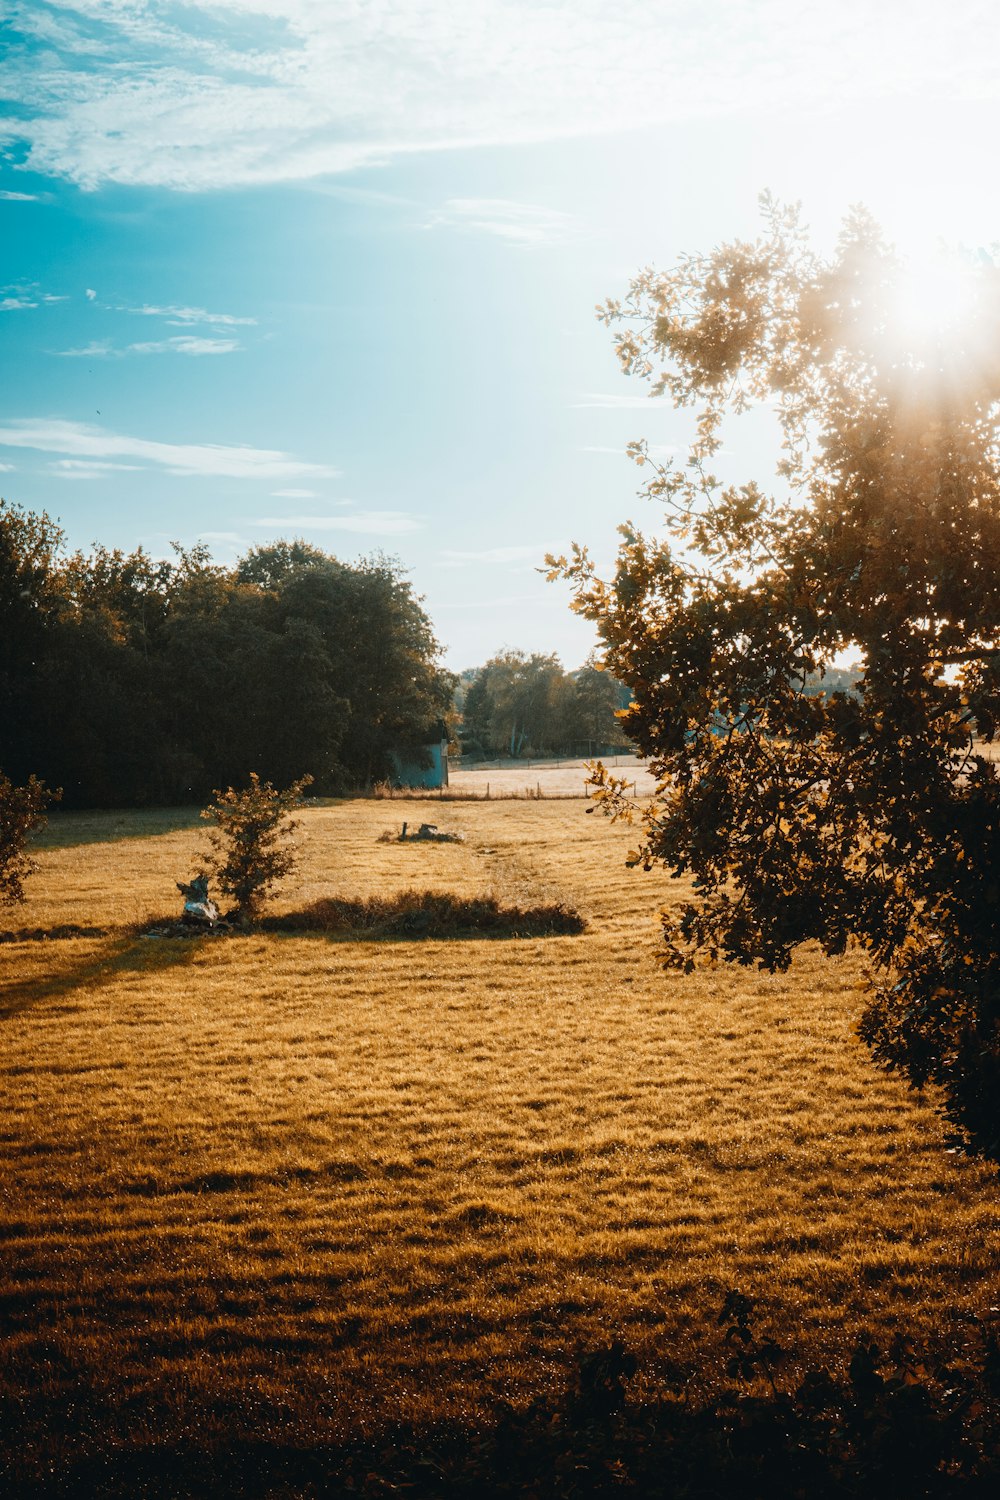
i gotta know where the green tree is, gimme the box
[201,772,313,923]
[0,771,58,907]
[0,501,64,787]
[571,653,631,751]
[462,650,575,758]
[276,552,453,786]
[0,517,450,806]
[552,197,1000,1152]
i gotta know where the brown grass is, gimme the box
[4,798,1000,1485]
[378,753,659,800]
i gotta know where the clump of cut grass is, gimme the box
[263,890,586,939]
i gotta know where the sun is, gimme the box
[883,246,986,363]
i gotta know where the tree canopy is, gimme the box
[459,650,628,760]
[0,508,454,806]
[552,196,1000,1152]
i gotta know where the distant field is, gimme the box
[447,754,657,799]
[4,798,1000,1490]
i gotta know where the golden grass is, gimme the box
[4,798,1000,1473]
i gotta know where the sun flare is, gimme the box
[885,247,984,356]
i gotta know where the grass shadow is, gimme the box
[33,807,202,851]
[262,891,586,941]
[0,930,206,1020]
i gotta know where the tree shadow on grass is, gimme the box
[32,807,202,851]
[0,929,205,1021]
[262,891,586,941]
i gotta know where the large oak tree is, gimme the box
[553,197,1000,1152]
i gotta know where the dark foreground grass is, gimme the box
[6,1300,1000,1497]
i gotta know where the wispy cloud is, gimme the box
[251,511,421,535]
[271,487,321,498]
[0,189,40,201]
[426,198,574,245]
[125,304,257,327]
[440,544,553,565]
[435,593,543,611]
[2,2,995,191]
[583,442,679,458]
[54,339,113,358]
[0,461,15,471]
[57,335,241,357]
[574,393,668,410]
[0,419,337,480]
[2,282,68,311]
[128,335,240,356]
[50,458,145,480]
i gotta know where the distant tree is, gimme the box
[234,539,329,591]
[276,552,454,786]
[0,771,58,907]
[462,650,571,757]
[571,653,631,750]
[552,197,1000,1153]
[201,772,313,923]
[461,650,628,758]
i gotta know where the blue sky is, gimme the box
[3,1,1000,669]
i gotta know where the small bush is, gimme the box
[0,772,58,907]
[264,891,585,940]
[200,772,312,923]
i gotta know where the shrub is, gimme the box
[0,771,58,907]
[201,772,312,923]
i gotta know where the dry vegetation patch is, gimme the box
[3,799,1000,1490]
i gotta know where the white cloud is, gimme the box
[50,458,145,479]
[0,461,15,471]
[85,288,97,299]
[426,198,574,245]
[271,487,320,498]
[583,442,679,458]
[57,335,241,357]
[56,340,114,357]
[0,418,337,480]
[2,281,67,310]
[126,303,257,326]
[435,593,543,611]
[128,335,241,356]
[574,393,669,410]
[2,2,997,191]
[440,544,553,564]
[251,510,421,535]
[0,189,39,201]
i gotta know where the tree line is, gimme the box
[0,505,454,807]
[457,649,630,761]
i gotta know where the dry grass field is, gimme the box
[4,797,1000,1490]
[445,755,659,799]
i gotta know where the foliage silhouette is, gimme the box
[552,196,1000,1153]
[0,507,454,806]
